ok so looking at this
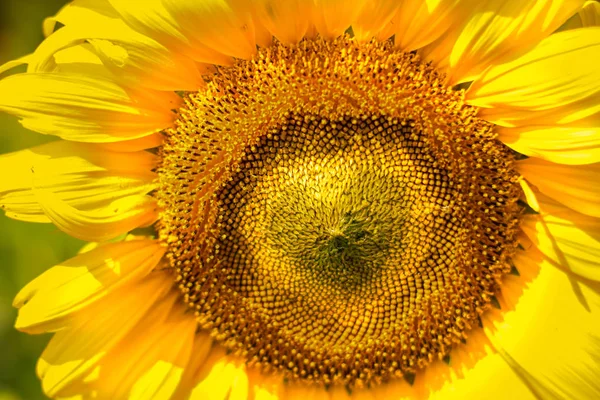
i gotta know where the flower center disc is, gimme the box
[157,37,522,387]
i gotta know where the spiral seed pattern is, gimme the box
[157,36,522,387]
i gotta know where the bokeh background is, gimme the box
[0,1,81,399]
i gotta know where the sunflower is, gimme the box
[0,0,599,399]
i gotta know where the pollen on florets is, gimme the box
[156,36,522,387]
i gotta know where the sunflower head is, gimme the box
[156,35,525,387]
[0,0,599,399]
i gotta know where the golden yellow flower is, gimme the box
[1,0,599,399]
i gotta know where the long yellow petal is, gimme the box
[252,0,313,44]
[522,192,600,281]
[482,97,600,129]
[170,333,214,400]
[518,158,600,217]
[254,388,282,400]
[284,331,534,399]
[560,0,600,30]
[108,0,237,64]
[424,0,585,84]
[248,370,283,400]
[498,125,600,165]
[96,132,164,152]
[0,55,32,76]
[484,249,600,399]
[383,0,465,50]
[0,42,110,86]
[0,73,179,142]
[162,0,258,59]
[312,0,368,39]
[36,188,157,242]
[43,0,119,38]
[90,297,195,400]
[107,0,186,46]
[33,0,203,91]
[50,44,111,77]
[0,141,155,223]
[186,348,248,400]
[426,354,536,400]
[36,272,174,398]
[466,27,600,127]
[350,0,401,42]
[14,239,165,334]
[226,363,250,400]
[579,0,600,26]
[519,177,541,213]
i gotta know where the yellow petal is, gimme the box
[25,36,111,80]
[498,125,600,165]
[254,388,282,400]
[187,348,247,400]
[560,0,600,30]
[36,188,157,242]
[312,0,368,39]
[50,44,112,78]
[518,177,540,213]
[518,158,600,217]
[383,0,465,50]
[425,0,586,84]
[466,28,600,127]
[0,141,155,223]
[162,0,258,59]
[96,133,164,152]
[426,354,536,400]
[227,363,250,400]
[250,14,274,48]
[579,0,600,26]
[14,239,164,334]
[329,387,352,400]
[43,0,120,38]
[484,249,600,399]
[108,0,236,65]
[107,0,186,46]
[350,0,401,42]
[33,0,203,91]
[285,332,534,399]
[522,192,600,281]
[248,370,283,400]
[0,55,32,76]
[348,327,535,400]
[37,272,175,398]
[43,44,168,101]
[90,38,203,91]
[170,333,214,400]
[252,0,313,44]
[0,73,179,142]
[482,96,600,129]
[90,297,195,400]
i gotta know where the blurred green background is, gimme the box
[0,1,83,399]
